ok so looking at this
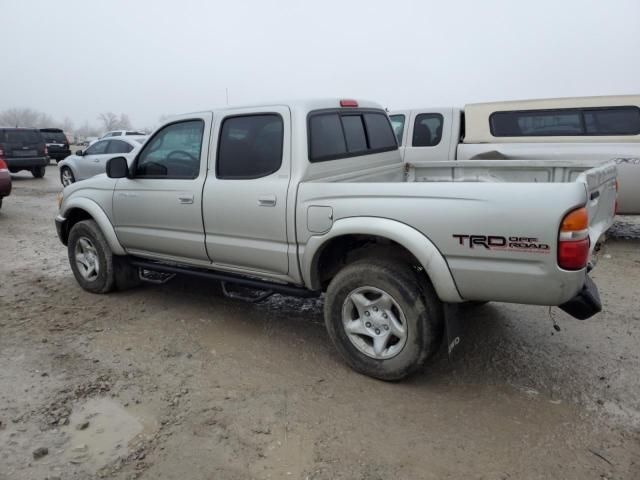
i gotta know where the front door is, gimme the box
[202,106,291,275]
[112,114,213,262]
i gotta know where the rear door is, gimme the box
[112,114,212,262]
[202,106,291,275]
[4,129,45,159]
[402,108,454,163]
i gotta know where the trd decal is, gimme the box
[453,234,550,253]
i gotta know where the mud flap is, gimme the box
[559,276,602,320]
[444,304,463,358]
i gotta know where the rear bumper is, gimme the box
[559,275,602,320]
[48,149,71,160]
[6,156,49,170]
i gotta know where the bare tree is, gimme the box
[118,113,132,130]
[97,112,119,131]
[0,108,41,127]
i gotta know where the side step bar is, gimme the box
[129,258,320,298]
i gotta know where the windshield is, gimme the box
[40,131,67,143]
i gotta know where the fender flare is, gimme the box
[60,197,126,255]
[302,217,463,303]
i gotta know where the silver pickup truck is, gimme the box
[55,99,617,380]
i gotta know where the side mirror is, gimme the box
[75,149,84,156]
[106,156,129,178]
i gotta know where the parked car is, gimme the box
[39,128,71,163]
[0,157,11,209]
[100,130,147,139]
[88,130,148,147]
[0,128,48,178]
[58,136,146,186]
[55,98,616,381]
[390,94,640,214]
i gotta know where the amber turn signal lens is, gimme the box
[560,207,588,232]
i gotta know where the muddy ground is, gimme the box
[1,164,639,480]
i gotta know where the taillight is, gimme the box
[0,158,7,171]
[340,99,358,107]
[558,207,590,270]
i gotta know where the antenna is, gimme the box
[225,88,229,106]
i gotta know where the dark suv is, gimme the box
[0,128,48,178]
[40,128,71,162]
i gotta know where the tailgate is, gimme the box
[574,160,617,258]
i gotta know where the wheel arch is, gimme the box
[302,217,463,303]
[59,198,126,255]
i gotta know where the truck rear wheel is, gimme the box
[324,259,443,381]
[68,220,116,294]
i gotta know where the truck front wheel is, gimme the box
[324,259,443,381]
[68,220,116,294]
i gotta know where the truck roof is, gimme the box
[180,98,386,118]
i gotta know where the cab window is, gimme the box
[134,120,204,179]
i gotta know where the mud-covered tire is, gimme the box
[68,220,115,294]
[324,259,444,381]
[31,166,46,178]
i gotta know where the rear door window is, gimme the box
[217,114,283,179]
[108,140,134,154]
[412,114,444,147]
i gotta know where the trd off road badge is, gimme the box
[452,234,550,253]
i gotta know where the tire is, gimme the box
[324,259,444,381]
[68,220,116,293]
[60,167,75,187]
[32,166,46,178]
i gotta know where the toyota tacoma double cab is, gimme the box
[55,99,617,380]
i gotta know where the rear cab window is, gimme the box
[308,109,397,162]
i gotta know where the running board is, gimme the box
[128,258,320,298]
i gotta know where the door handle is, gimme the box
[258,195,276,207]
[178,194,194,204]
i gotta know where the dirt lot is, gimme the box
[1,164,639,480]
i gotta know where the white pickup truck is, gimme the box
[55,99,617,380]
[391,95,639,214]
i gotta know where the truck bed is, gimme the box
[297,160,617,305]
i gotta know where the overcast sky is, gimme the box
[2,0,639,129]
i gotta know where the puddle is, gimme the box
[60,398,150,473]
